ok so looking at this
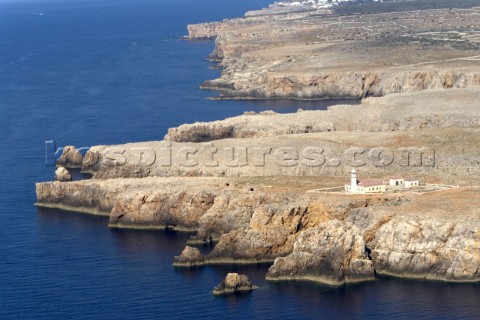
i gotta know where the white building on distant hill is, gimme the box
[345,169,386,194]
[345,169,420,194]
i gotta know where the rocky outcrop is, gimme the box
[266,220,375,285]
[35,177,222,218]
[109,189,217,231]
[204,201,309,263]
[212,273,258,295]
[57,146,83,168]
[166,123,236,142]
[55,167,71,182]
[173,246,205,267]
[35,180,116,216]
[185,22,223,39]
[369,218,480,282]
[193,192,284,243]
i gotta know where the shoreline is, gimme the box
[35,174,480,286]
[31,199,480,286]
[205,95,362,102]
[35,202,110,217]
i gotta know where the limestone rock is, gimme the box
[194,192,273,242]
[266,220,375,285]
[369,218,480,282]
[109,189,217,231]
[36,179,120,216]
[35,176,223,218]
[166,123,235,142]
[82,150,99,168]
[212,273,258,295]
[185,22,223,39]
[35,173,480,284]
[205,201,308,263]
[173,246,204,267]
[54,166,72,182]
[57,146,83,168]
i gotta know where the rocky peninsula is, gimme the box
[36,0,480,286]
[187,0,480,99]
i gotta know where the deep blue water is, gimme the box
[0,0,479,319]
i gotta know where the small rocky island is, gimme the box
[36,0,480,286]
[213,273,258,296]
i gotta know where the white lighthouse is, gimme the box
[350,168,358,193]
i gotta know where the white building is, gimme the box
[389,177,405,187]
[390,177,419,189]
[345,169,386,194]
[405,179,419,188]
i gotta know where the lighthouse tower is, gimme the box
[350,168,358,193]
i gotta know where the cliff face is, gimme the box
[266,220,375,285]
[370,218,480,282]
[36,180,118,216]
[35,176,480,284]
[36,87,480,285]
[205,200,309,263]
[186,22,223,40]
[109,189,217,231]
[187,4,480,99]
[202,70,480,100]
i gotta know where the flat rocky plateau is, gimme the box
[188,0,480,99]
[37,0,480,286]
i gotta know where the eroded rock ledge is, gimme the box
[266,220,375,285]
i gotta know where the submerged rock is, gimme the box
[57,146,83,168]
[266,220,375,285]
[212,273,258,295]
[173,246,205,267]
[55,166,72,182]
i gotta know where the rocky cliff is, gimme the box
[202,70,480,100]
[187,3,480,99]
[36,175,480,284]
[266,220,375,285]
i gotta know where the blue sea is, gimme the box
[0,0,479,319]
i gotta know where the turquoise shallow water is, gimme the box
[0,0,479,319]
